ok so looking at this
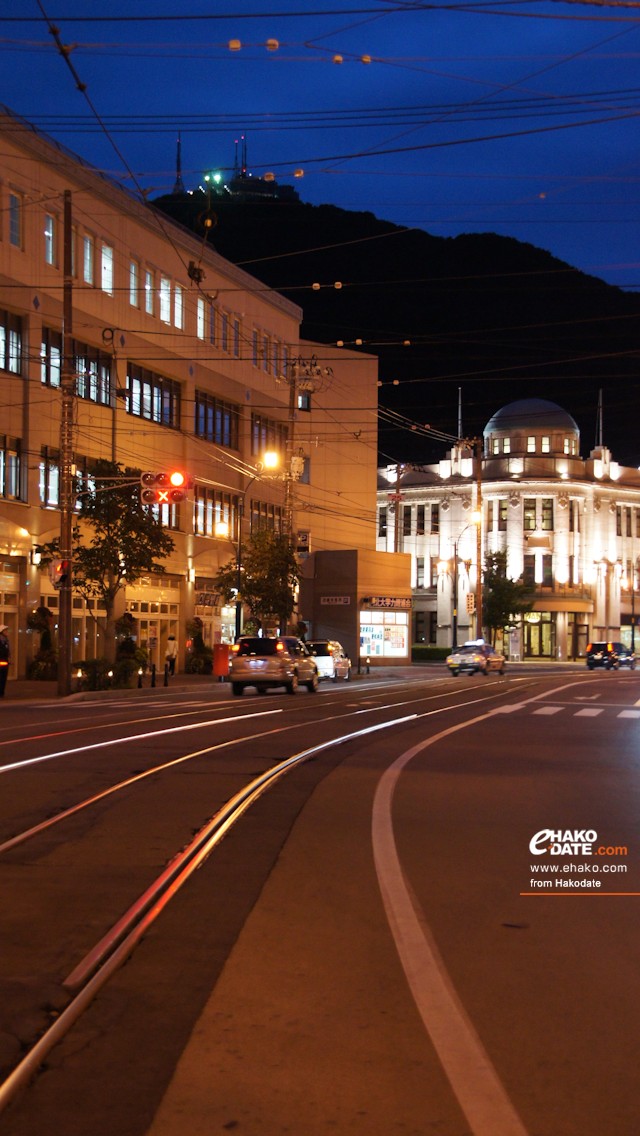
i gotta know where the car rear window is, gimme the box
[309,643,331,656]
[236,638,278,656]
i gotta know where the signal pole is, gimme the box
[58,190,74,697]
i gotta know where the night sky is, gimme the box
[3,0,640,291]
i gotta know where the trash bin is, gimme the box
[213,643,230,680]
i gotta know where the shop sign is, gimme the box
[361,596,412,610]
[321,595,350,605]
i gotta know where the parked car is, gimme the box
[229,636,319,695]
[446,641,506,676]
[586,641,636,670]
[307,639,352,681]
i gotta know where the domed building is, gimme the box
[377,398,640,661]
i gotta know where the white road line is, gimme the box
[532,705,563,715]
[372,716,529,1136]
[574,708,604,717]
[618,710,640,719]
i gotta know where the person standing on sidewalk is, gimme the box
[0,625,10,697]
[165,634,178,676]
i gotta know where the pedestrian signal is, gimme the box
[49,558,70,588]
[140,471,191,505]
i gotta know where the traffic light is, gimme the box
[49,558,70,588]
[140,471,191,505]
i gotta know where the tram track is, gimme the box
[0,674,563,1122]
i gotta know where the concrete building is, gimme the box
[377,398,640,660]
[0,107,380,678]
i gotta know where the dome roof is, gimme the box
[484,398,579,437]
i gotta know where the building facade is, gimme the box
[377,398,640,659]
[0,107,379,678]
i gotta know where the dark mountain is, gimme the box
[153,192,640,466]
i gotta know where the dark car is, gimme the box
[586,641,636,670]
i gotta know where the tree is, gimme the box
[482,550,533,645]
[36,460,175,660]
[213,529,300,634]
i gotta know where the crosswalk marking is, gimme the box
[532,706,564,715]
[618,710,640,719]
[575,708,604,717]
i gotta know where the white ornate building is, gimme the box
[377,398,640,660]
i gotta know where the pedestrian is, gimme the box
[0,625,10,698]
[165,634,178,676]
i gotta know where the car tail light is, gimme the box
[231,643,240,654]
[276,641,285,652]
[607,642,613,652]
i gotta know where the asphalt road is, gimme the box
[1,667,638,1136]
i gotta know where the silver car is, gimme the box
[307,639,352,681]
[446,641,506,676]
[229,636,319,696]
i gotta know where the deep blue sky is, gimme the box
[2,1,640,290]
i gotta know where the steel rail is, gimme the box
[0,712,416,1116]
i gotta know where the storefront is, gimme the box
[359,597,411,662]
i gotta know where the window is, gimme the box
[144,269,154,315]
[39,446,59,507]
[197,297,205,339]
[616,506,622,537]
[378,507,387,537]
[75,341,111,405]
[129,260,139,307]
[9,192,22,248]
[430,558,439,587]
[541,498,554,531]
[523,555,535,587]
[251,412,287,457]
[249,498,285,535]
[542,554,553,587]
[44,213,56,266]
[430,504,439,534]
[492,438,500,455]
[416,505,425,535]
[195,391,240,449]
[0,310,22,374]
[416,556,425,587]
[627,509,632,537]
[523,498,536,531]
[0,435,21,499]
[297,390,311,412]
[262,334,270,371]
[498,499,508,531]
[101,244,114,294]
[403,505,412,537]
[252,329,259,367]
[503,437,511,454]
[272,339,280,375]
[541,436,550,454]
[41,328,62,387]
[527,436,536,453]
[221,311,229,353]
[563,437,570,455]
[127,364,181,428]
[174,284,184,329]
[194,486,239,538]
[233,317,241,357]
[83,235,94,284]
[159,276,171,323]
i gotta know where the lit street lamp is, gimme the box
[215,452,279,639]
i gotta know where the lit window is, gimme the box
[144,269,154,315]
[174,283,184,329]
[503,437,511,454]
[129,260,139,307]
[527,436,536,453]
[197,297,205,339]
[101,244,114,294]
[159,276,171,323]
[541,436,550,453]
[83,235,94,284]
[44,214,56,266]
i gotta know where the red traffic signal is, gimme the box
[140,471,191,505]
[49,558,70,588]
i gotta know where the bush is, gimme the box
[185,650,213,674]
[26,650,58,680]
[75,657,139,690]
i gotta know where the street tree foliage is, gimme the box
[213,529,300,634]
[482,550,533,645]
[36,460,175,659]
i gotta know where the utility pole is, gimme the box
[284,360,297,539]
[58,190,74,697]
[474,436,483,639]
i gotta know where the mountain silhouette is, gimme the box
[154,192,640,466]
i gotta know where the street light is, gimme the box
[443,514,481,651]
[215,452,280,639]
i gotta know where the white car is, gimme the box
[307,639,352,681]
[446,641,506,676]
